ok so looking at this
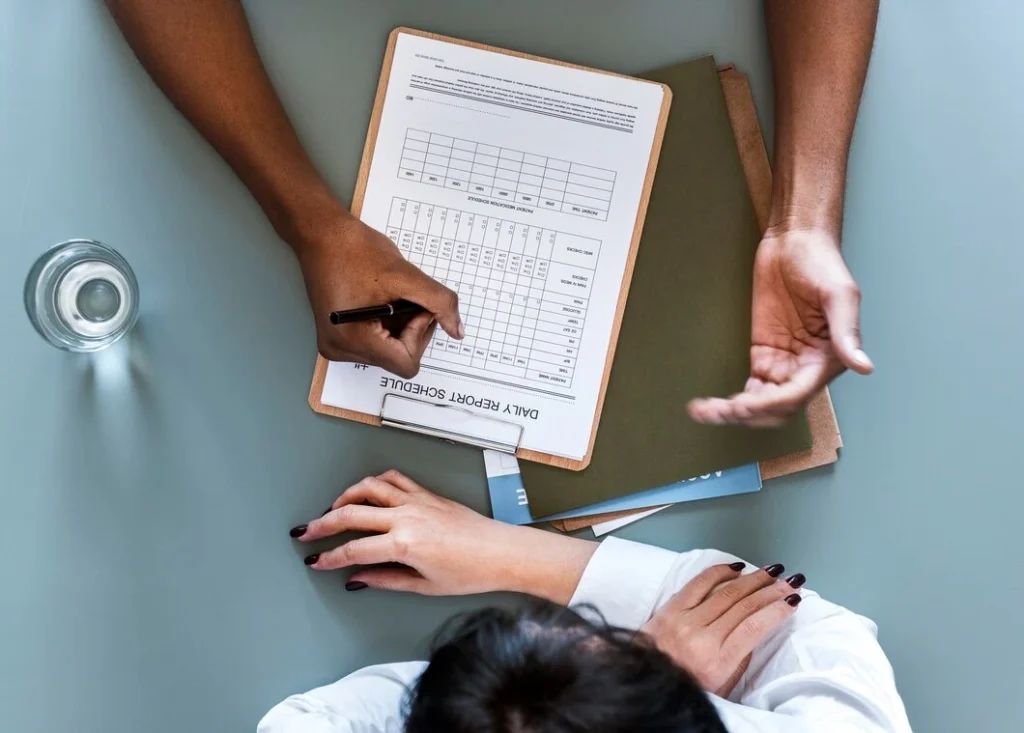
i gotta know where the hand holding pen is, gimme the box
[296,213,465,378]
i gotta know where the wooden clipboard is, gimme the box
[549,66,843,532]
[309,27,673,470]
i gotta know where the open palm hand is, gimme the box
[689,229,873,428]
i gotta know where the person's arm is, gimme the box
[294,472,910,732]
[689,0,879,428]
[104,0,463,377]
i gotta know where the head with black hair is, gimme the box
[404,600,727,733]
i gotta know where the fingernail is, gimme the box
[784,594,802,607]
[345,581,368,592]
[785,573,806,589]
[457,320,466,339]
[320,507,332,517]
[855,349,874,368]
[728,562,746,571]
[764,563,785,578]
[303,553,320,566]
[289,524,308,539]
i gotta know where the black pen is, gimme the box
[329,299,426,325]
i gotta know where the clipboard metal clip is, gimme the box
[379,393,524,454]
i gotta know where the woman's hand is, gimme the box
[289,470,596,601]
[641,561,805,697]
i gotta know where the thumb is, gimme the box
[402,269,464,340]
[823,282,874,375]
[348,567,425,594]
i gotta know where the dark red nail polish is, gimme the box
[345,581,368,592]
[764,563,785,578]
[786,573,806,589]
[729,562,746,571]
[289,524,308,539]
[303,553,320,566]
[785,594,802,607]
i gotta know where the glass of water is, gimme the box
[24,239,140,352]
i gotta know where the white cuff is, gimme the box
[568,536,679,629]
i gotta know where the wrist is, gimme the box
[265,183,354,261]
[495,525,598,604]
[766,200,842,241]
[768,150,847,239]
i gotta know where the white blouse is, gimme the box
[258,538,913,732]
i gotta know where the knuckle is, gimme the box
[356,478,382,503]
[692,566,728,593]
[363,475,386,491]
[390,527,415,560]
[336,504,357,525]
[333,543,355,567]
[737,595,765,618]
[380,469,404,482]
[717,582,746,605]
[738,615,766,639]
[400,504,426,522]
[375,574,403,592]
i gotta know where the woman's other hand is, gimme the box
[642,561,806,697]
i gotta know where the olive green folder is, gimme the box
[520,56,811,518]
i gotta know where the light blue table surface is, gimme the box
[3,2,1022,731]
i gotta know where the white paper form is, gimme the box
[320,32,666,460]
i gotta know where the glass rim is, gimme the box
[24,238,140,352]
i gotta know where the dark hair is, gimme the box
[403,600,727,733]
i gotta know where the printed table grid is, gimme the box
[398,128,616,222]
[385,197,601,388]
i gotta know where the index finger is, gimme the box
[297,504,395,542]
[397,312,437,357]
[328,476,410,512]
[654,563,747,617]
[397,266,463,340]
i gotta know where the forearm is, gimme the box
[765,0,879,236]
[105,0,343,249]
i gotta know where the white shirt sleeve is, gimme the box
[568,538,912,733]
[256,662,426,733]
